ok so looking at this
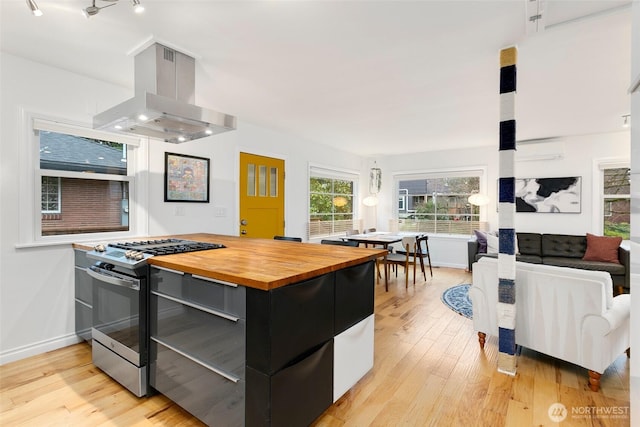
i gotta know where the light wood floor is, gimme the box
[0,267,630,426]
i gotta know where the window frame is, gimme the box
[18,110,147,247]
[392,167,487,236]
[308,164,359,239]
[595,159,630,239]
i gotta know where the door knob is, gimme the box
[241,230,247,235]
[240,219,248,226]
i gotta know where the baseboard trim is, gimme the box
[0,333,83,366]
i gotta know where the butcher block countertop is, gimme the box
[75,233,386,291]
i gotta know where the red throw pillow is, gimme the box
[582,233,622,264]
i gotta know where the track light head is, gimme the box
[26,0,43,16]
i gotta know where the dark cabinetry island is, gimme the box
[145,234,384,427]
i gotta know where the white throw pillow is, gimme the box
[486,232,520,254]
[487,233,499,253]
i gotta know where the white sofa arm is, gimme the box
[583,294,630,336]
[604,294,631,331]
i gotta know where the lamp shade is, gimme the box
[468,193,489,206]
[363,195,379,206]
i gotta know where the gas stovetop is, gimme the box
[87,238,225,269]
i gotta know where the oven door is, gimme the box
[88,265,147,367]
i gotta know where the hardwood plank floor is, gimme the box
[0,267,630,426]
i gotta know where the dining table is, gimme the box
[344,232,405,291]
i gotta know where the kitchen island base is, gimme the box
[149,260,375,427]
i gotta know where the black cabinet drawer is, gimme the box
[246,340,333,427]
[151,291,246,379]
[150,267,245,318]
[246,273,334,374]
[74,249,92,269]
[74,267,92,304]
[75,299,92,342]
[335,261,374,335]
[150,339,245,427]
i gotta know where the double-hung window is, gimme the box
[308,166,358,239]
[394,169,486,235]
[26,117,143,242]
[601,166,630,239]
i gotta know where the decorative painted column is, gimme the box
[497,46,518,375]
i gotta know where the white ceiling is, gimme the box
[0,0,633,156]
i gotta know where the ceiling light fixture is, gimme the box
[468,193,490,207]
[132,0,144,14]
[82,0,144,18]
[26,0,43,16]
[82,0,117,18]
[622,114,630,128]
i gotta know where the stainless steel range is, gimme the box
[86,238,225,397]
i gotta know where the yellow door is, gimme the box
[239,152,285,239]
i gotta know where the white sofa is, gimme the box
[469,257,630,391]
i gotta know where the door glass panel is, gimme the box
[247,164,256,197]
[270,167,278,197]
[259,165,267,197]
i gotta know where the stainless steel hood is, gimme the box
[93,43,236,143]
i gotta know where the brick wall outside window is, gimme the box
[42,178,128,236]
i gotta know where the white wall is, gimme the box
[0,52,364,363]
[367,132,629,269]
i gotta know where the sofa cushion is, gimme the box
[475,253,542,264]
[543,257,625,276]
[516,233,541,256]
[516,254,543,264]
[541,234,586,258]
[474,230,488,253]
[582,233,622,264]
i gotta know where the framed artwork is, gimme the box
[164,152,210,202]
[515,176,581,213]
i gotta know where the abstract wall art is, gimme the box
[514,177,581,213]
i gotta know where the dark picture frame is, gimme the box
[164,152,210,202]
[515,176,581,213]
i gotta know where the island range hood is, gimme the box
[93,43,236,143]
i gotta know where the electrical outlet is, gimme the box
[175,206,185,216]
[214,207,226,217]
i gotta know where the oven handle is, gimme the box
[87,267,140,291]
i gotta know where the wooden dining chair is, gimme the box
[385,236,418,288]
[415,234,433,279]
[395,234,433,280]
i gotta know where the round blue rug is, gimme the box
[441,284,472,319]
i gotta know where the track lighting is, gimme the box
[81,0,145,18]
[622,114,630,128]
[26,0,43,16]
[133,0,145,14]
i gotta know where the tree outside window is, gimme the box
[396,175,484,235]
[603,167,630,239]
[309,176,356,238]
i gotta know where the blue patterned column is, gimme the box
[498,46,517,375]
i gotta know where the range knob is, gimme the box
[94,244,106,252]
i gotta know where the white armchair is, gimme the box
[469,257,630,391]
